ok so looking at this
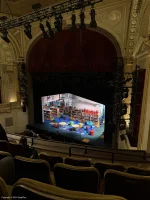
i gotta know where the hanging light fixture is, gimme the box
[24,23,32,39]
[54,14,63,32]
[39,22,49,38]
[46,20,55,38]
[121,87,129,100]
[79,10,86,29]
[0,30,10,43]
[70,11,77,31]
[90,6,97,28]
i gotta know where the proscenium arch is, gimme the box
[26,26,122,124]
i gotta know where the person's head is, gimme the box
[19,136,27,147]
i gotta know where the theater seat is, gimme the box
[0,177,9,197]
[0,151,12,160]
[39,152,63,171]
[126,166,150,176]
[54,163,100,193]
[0,140,10,153]
[64,157,91,167]
[94,161,125,179]
[12,178,126,200]
[14,156,52,184]
[9,142,26,157]
[104,169,150,200]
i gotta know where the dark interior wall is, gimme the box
[32,73,114,124]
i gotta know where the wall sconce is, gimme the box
[21,98,26,112]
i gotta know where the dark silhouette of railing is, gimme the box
[7,133,149,164]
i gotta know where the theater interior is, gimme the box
[0,0,150,199]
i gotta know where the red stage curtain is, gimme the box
[28,29,117,73]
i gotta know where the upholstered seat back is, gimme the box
[0,141,9,153]
[12,178,127,200]
[54,163,100,193]
[39,153,63,171]
[104,169,150,200]
[0,177,9,197]
[0,151,11,160]
[14,156,52,184]
[64,157,91,167]
[9,143,26,157]
[126,166,150,176]
[94,161,124,179]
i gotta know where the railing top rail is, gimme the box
[7,133,146,159]
[69,146,146,158]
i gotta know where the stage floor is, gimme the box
[31,119,105,146]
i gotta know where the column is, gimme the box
[1,64,17,103]
[138,54,150,151]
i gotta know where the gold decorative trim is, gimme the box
[0,102,21,113]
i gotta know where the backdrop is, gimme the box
[28,29,117,73]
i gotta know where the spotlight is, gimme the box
[39,23,49,38]
[122,88,129,99]
[90,8,97,28]
[24,23,32,39]
[71,12,77,31]
[54,14,63,32]
[79,11,86,29]
[119,120,126,130]
[46,20,55,38]
[122,77,132,85]
[120,104,127,116]
[0,30,10,43]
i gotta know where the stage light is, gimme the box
[79,11,86,29]
[0,30,10,43]
[46,20,55,38]
[71,12,77,31]
[24,23,32,39]
[54,14,63,32]
[90,8,97,28]
[39,23,49,38]
[120,104,127,116]
[119,119,126,130]
[122,88,129,99]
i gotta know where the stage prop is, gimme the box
[41,93,105,145]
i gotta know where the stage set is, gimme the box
[41,93,105,145]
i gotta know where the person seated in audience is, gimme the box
[0,123,8,141]
[19,136,38,159]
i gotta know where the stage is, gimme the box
[27,122,105,147]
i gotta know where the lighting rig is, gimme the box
[0,0,103,43]
[109,58,135,135]
[110,62,140,141]
[128,67,139,136]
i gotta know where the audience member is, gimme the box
[19,136,38,159]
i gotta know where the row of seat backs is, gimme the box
[1,150,150,183]
[12,155,150,195]
[2,165,150,200]
[0,140,26,157]
[39,153,150,178]
[0,177,126,200]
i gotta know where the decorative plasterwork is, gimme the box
[0,102,21,113]
[0,39,14,64]
[126,0,140,56]
[24,1,130,58]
